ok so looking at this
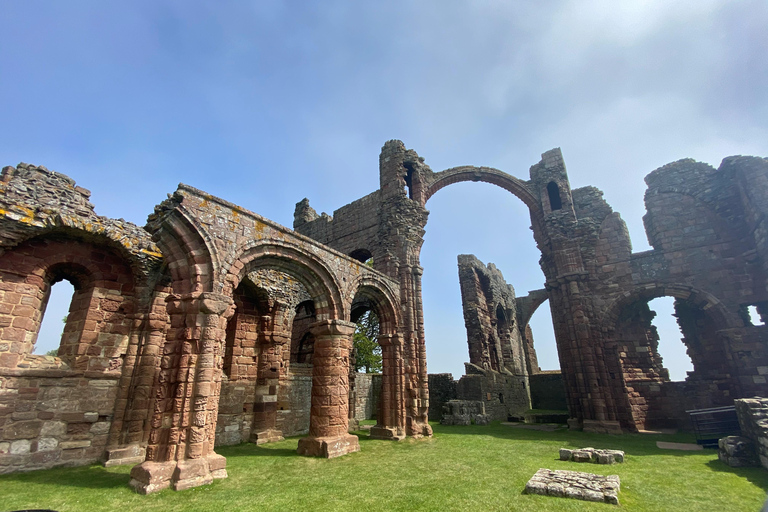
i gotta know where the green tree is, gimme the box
[353,309,381,373]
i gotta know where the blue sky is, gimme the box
[3,1,767,380]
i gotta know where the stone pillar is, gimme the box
[129,292,234,494]
[297,319,360,458]
[370,334,406,440]
[408,265,432,438]
[250,321,288,444]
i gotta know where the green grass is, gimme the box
[1,423,766,511]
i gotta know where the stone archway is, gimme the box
[348,277,404,440]
[601,284,740,430]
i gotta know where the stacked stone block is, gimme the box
[734,398,768,470]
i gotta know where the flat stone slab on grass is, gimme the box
[560,447,625,464]
[525,468,621,505]
[656,441,703,451]
[501,422,563,432]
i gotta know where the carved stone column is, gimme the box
[297,319,360,458]
[370,333,406,440]
[104,302,167,467]
[250,321,289,444]
[129,292,234,494]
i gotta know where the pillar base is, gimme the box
[129,453,227,494]
[297,434,360,458]
[583,419,623,435]
[250,429,284,445]
[103,444,146,467]
[369,425,406,441]
[407,421,433,438]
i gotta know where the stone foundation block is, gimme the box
[104,444,146,467]
[369,425,405,441]
[129,460,176,495]
[173,459,213,491]
[129,453,227,494]
[250,429,284,445]
[718,436,759,467]
[525,468,620,505]
[582,420,623,435]
[297,434,360,458]
[559,447,625,464]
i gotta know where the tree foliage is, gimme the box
[353,309,381,373]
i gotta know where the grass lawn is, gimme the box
[1,423,766,511]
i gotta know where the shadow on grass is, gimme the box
[0,464,128,490]
[218,443,298,459]
[705,459,768,490]
[431,421,720,458]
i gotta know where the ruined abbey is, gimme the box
[0,140,766,492]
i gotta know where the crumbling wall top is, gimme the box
[0,163,162,274]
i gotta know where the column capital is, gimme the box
[165,292,234,317]
[309,319,356,337]
[377,333,402,348]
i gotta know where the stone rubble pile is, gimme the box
[718,436,759,467]
[559,447,625,464]
[732,397,768,469]
[439,400,490,426]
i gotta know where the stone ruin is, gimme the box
[559,447,624,464]
[432,254,568,424]
[0,140,767,492]
[719,397,768,469]
[525,468,621,505]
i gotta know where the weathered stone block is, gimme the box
[559,447,625,464]
[59,440,91,449]
[129,460,176,494]
[525,468,620,505]
[297,434,360,458]
[4,420,42,439]
[718,436,759,467]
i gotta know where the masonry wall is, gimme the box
[456,364,530,421]
[427,373,457,421]
[353,373,382,421]
[0,372,118,473]
[735,397,768,470]
[529,371,567,411]
[573,156,768,431]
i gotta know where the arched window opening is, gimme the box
[495,304,508,337]
[290,300,316,364]
[547,181,562,211]
[403,162,415,200]
[352,307,381,373]
[349,249,373,265]
[487,334,500,372]
[527,301,559,372]
[648,297,694,381]
[34,280,76,356]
